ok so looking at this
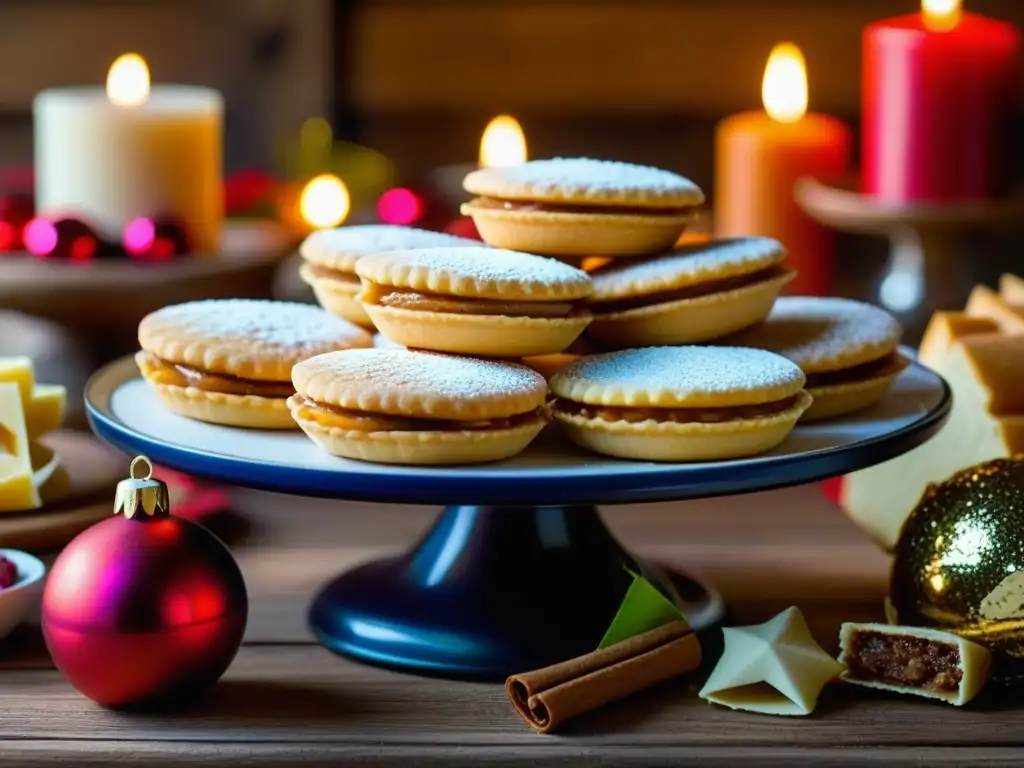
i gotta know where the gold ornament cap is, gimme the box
[114,456,171,519]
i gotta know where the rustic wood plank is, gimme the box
[3,743,1024,768]
[0,644,1019,747]
[1,481,1018,763]
[227,484,890,646]
[0,483,889,665]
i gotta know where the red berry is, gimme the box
[124,216,191,261]
[24,217,101,261]
[0,555,18,590]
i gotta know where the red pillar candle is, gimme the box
[716,44,852,296]
[863,0,1020,203]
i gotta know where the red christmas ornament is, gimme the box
[23,217,101,261]
[0,193,34,251]
[123,216,192,261]
[42,457,247,710]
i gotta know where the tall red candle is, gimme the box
[863,1,1020,203]
[717,44,852,296]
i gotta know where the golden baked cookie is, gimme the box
[584,237,794,348]
[726,297,907,422]
[299,225,479,327]
[356,246,593,356]
[137,299,371,429]
[289,348,548,465]
[461,158,704,257]
[549,346,811,461]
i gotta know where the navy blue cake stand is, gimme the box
[86,355,950,681]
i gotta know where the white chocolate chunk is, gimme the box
[699,606,842,716]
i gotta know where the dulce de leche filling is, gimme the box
[138,352,294,398]
[846,631,962,693]
[469,196,695,217]
[553,394,802,425]
[803,351,909,389]
[291,396,546,432]
[590,264,789,313]
[360,281,584,319]
[306,264,361,284]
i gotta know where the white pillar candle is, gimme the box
[33,55,223,253]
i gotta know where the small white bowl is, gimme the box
[0,549,46,640]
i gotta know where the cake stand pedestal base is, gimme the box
[309,504,725,680]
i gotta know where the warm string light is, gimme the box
[479,115,527,168]
[106,53,150,107]
[762,43,808,124]
[922,0,963,32]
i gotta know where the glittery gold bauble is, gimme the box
[890,457,1024,681]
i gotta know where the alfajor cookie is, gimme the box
[461,158,704,257]
[726,297,907,422]
[299,225,479,328]
[137,299,371,429]
[584,237,794,348]
[289,348,548,465]
[356,246,593,356]
[550,347,812,461]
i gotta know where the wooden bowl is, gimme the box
[0,220,295,332]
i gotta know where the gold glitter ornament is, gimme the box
[890,457,1024,681]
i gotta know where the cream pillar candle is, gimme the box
[33,54,223,253]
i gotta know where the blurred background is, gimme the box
[0,0,1022,423]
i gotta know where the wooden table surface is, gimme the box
[2,482,1020,766]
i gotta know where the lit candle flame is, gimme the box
[299,174,350,229]
[106,53,150,106]
[922,0,962,32]
[761,43,808,124]
[479,115,527,168]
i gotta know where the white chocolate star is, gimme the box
[699,606,843,716]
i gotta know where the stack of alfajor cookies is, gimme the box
[135,157,908,467]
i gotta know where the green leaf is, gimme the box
[597,570,685,649]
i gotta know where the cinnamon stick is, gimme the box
[505,620,701,733]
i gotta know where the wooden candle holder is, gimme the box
[0,220,293,334]
[795,175,1024,336]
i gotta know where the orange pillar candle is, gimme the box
[715,44,852,295]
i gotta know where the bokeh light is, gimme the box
[23,218,58,256]
[123,217,156,256]
[377,188,424,225]
[299,174,350,229]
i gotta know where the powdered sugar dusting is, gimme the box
[727,297,902,371]
[145,300,368,352]
[552,347,805,405]
[295,348,546,415]
[372,333,405,349]
[590,237,785,300]
[300,225,478,263]
[356,247,593,300]
[464,158,704,206]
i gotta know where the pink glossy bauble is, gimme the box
[42,513,247,709]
